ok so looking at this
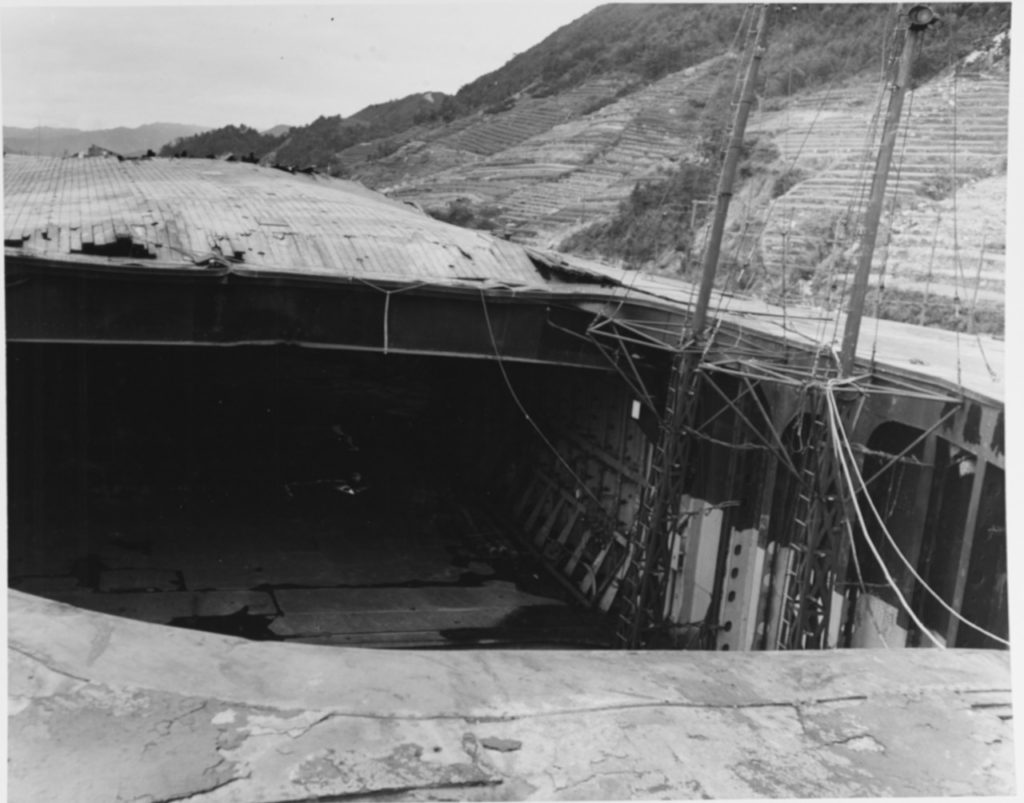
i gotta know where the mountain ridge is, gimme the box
[3,122,209,156]
[14,3,1008,333]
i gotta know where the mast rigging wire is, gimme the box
[822,384,946,649]
[479,289,608,513]
[825,383,1009,647]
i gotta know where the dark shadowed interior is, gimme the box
[7,342,615,648]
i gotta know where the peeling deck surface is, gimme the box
[9,590,1015,801]
[5,155,1004,404]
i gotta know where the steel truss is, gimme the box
[771,389,855,649]
[612,347,702,647]
[585,304,971,650]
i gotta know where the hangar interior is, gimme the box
[7,341,620,648]
[3,156,1007,654]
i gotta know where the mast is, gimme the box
[839,5,938,375]
[690,3,768,338]
[615,5,771,649]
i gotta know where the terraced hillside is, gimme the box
[341,77,633,193]
[748,69,1008,326]
[329,30,1007,332]
[362,55,738,245]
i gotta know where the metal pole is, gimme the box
[839,7,935,375]
[623,5,769,647]
[691,3,768,339]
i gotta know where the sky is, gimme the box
[0,1,603,131]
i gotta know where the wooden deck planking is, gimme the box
[3,155,1004,403]
[57,224,70,255]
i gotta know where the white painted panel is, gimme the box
[676,497,722,625]
[851,593,908,648]
[826,590,846,648]
[715,528,762,651]
[764,545,794,650]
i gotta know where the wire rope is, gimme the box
[822,383,945,648]
[825,25,899,354]
[825,383,1009,647]
[948,49,965,388]
[478,289,608,512]
[844,515,891,648]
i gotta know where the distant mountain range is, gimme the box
[161,93,450,167]
[261,125,292,138]
[2,122,210,157]
[2,4,1008,333]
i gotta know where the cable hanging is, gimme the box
[822,383,945,648]
[824,382,1009,647]
[478,288,607,513]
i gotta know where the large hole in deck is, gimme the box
[7,343,616,648]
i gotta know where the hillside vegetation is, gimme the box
[159,125,284,159]
[156,4,1008,173]
[147,3,1010,334]
[161,92,449,170]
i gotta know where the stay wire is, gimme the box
[600,8,751,335]
[826,13,901,352]
[355,278,429,355]
[822,384,945,648]
[844,515,891,649]
[478,289,606,512]
[713,5,766,313]
[949,47,964,388]
[918,210,943,326]
[693,13,758,334]
[600,10,753,363]
[826,384,1009,647]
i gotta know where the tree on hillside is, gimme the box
[159,125,284,159]
[560,161,718,268]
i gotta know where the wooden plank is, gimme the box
[165,218,185,258]
[564,529,593,575]
[25,229,45,252]
[142,220,161,256]
[146,207,166,252]
[565,430,645,485]
[4,215,22,243]
[227,236,247,260]
[555,506,582,546]
[598,543,633,612]
[579,540,612,597]
[533,496,565,547]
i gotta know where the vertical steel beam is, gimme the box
[840,8,933,374]
[945,456,987,646]
[691,4,768,337]
[898,435,937,603]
